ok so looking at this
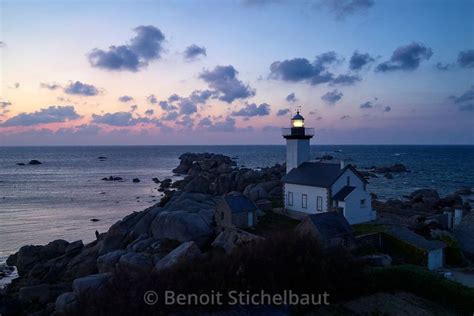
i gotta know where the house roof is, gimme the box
[283,161,368,188]
[385,227,446,251]
[333,186,356,201]
[224,195,258,213]
[306,212,353,239]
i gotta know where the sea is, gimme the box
[0,145,473,268]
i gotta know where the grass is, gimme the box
[352,223,386,236]
[244,210,300,237]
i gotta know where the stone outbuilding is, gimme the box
[296,212,355,248]
[215,195,258,230]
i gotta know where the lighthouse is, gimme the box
[282,109,314,173]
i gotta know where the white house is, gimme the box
[281,110,376,224]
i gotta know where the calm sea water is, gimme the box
[0,145,473,259]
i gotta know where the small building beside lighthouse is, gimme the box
[282,110,376,224]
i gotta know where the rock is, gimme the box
[160,178,172,189]
[28,160,42,165]
[409,189,440,203]
[16,163,26,166]
[439,194,463,208]
[132,178,141,183]
[455,187,472,196]
[101,176,123,182]
[244,183,269,202]
[373,164,408,173]
[152,177,160,184]
[72,273,112,297]
[97,249,127,273]
[90,218,100,222]
[118,252,153,275]
[318,154,334,160]
[55,292,78,314]
[63,243,100,280]
[183,175,211,194]
[18,284,51,303]
[154,241,201,272]
[211,229,262,254]
[384,173,393,179]
[359,254,392,267]
[150,211,213,246]
[65,240,84,255]
[98,156,107,160]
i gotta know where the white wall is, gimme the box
[284,183,328,214]
[332,168,373,224]
[286,139,310,173]
[428,248,444,270]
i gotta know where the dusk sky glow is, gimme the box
[0,0,473,145]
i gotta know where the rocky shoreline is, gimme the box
[0,153,472,315]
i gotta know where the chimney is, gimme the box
[340,160,345,169]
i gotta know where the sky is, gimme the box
[0,0,473,145]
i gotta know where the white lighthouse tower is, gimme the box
[282,109,314,173]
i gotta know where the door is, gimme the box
[248,211,254,226]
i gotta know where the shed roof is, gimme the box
[333,186,356,201]
[224,195,258,213]
[385,227,446,251]
[283,162,368,188]
[306,212,353,240]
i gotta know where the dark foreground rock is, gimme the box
[101,176,123,182]
[28,160,42,165]
[371,163,408,173]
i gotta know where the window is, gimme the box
[360,199,366,207]
[288,192,294,206]
[302,194,308,208]
[346,176,350,186]
[317,196,323,211]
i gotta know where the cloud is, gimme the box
[64,81,99,96]
[198,117,213,127]
[189,90,214,104]
[286,93,297,103]
[0,41,5,48]
[450,86,474,111]
[320,0,375,19]
[145,109,154,116]
[321,89,343,104]
[340,115,350,120]
[210,117,237,132]
[176,115,194,129]
[130,104,138,112]
[331,74,361,86]
[168,94,180,103]
[178,99,198,115]
[119,95,134,102]
[88,25,165,72]
[40,82,61,90]
[360,101,373,109]
[0,105,80,127]
[199,65,255,103]
[376,42,433,72]
[184,44,207,61]
[147,94,158,104]
[0,100,12,109]
[349,51,375,70]
[161,111,179,121]
[91,111,155,126]
[435,62,454,71]
[457,50,474,68]
[159,101,178,111]
[231,102,271,117]
[269,52,339,85]
[276,108,290,116]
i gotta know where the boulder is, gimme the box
[133,178,141,183]
[384,173,393,179]
[18,284,51,303]
[211,229,262,254]
[28,160,42,165]
[373,164,408,173]
[255,199,272,211]
[409,189,440,203]
[152,177,160,184]
[97,250,127,273]
[183,175,211,194]
[244,183,269,202]
[154,241,201,272]
[16,163,26,166]
[65,240,84,255]
[150,211,213,245]
[63,243,100,280]
[72,273,112,297]
[118,252,153,275]
[455,187,472,196]
[55,292,78,315]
